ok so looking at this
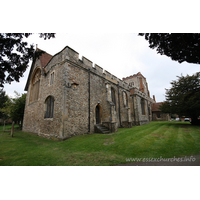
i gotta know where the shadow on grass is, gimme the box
[168,122,192,127]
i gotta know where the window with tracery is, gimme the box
[44,96,54,118]
[30,68,41,103]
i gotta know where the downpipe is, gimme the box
[88,69,91,133]
[118,82,122,127]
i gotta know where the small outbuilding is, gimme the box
[152,102,171,121]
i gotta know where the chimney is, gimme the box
[153,95,156,102]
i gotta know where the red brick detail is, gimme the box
[36,48,52,68]
[130,88,135,95]
[139,77,145,93]
[122,72,146,81]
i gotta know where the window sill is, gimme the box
[44,118,53,121]
[29,100,39,105]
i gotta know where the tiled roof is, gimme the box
[24,48,52,91]
[152,102,163,112]
[36,48,52,68]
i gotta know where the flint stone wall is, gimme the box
[23,46,155,140]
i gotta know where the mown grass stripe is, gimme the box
[1,122,200,165]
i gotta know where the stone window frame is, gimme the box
[49,71,55,86]
[44,95,55,119]
[141,98,146,115]
[30,67,41,103]
[122,91,128,107]
[129,82,134,87]
[111,87,116,110]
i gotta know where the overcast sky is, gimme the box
[3,33,200,102]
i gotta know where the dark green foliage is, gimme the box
[139,33,200,124]
[0,89,7,108]
[160,72,200,125]
[0,33,55,87]
[139,33,200,64]
[9,92,26,128]
[0,92,26,128]
[0,89,9,121]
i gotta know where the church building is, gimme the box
[23,46,155,140]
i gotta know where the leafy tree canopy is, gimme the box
[10,91,26,127]
[139,33,200,65]
[0,89,9,120]
[160,72,200,125]
[0,91,26,128]
[0,89,8,108]
[0,33,55,87]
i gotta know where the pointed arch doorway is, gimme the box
[95,104,102,124]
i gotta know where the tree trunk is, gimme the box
[11,121,15,137]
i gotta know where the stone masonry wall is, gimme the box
[152,112,171,121]
[23,46,155,139]
[23,54,64,139]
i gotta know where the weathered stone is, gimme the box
[23,46,155,140]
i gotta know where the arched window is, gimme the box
[45,96,54,118]
[123,91,128,107]
[141,98,146,115]
[30,68,41,103]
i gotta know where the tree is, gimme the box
[0,33,55,87]
[1,91,26,128]
[0,89,9,123]
[10,92,26,128]
[160,72,200,125]
[139,33,200,65]
[0,89,7,110]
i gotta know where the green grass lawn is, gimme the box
[1,121,200,166]
[0,124,19,131]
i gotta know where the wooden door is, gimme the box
[96,105,100,124]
